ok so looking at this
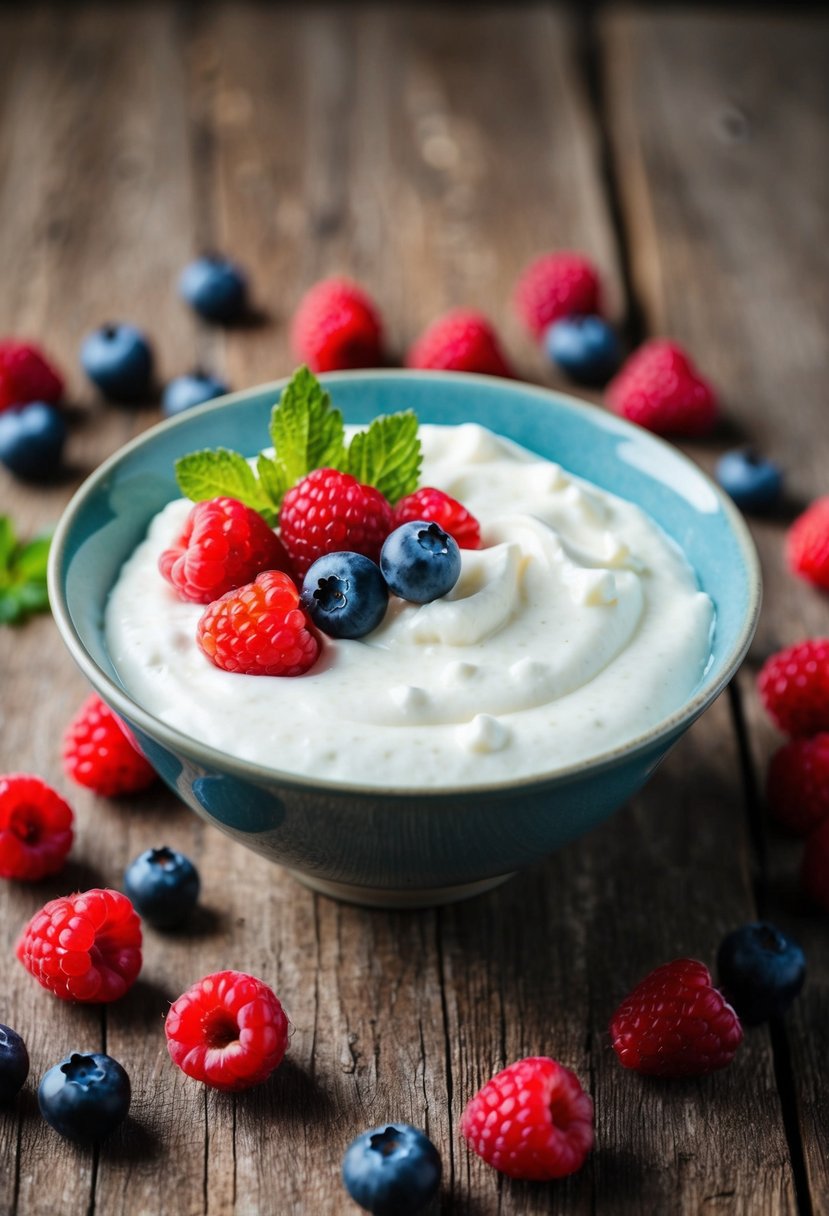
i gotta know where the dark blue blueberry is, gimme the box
[342,1123,442,1216]
[161,371,229,418]
[124,846,200,929]
[301,551,388,639]
[0,402,66,480]
[380,520,461,604]
[715,449,783,512]
[179,254,248,322]
[80,323,154,402]
[717,922,806,1024]
[0,1024,29,1103]
[545,315,621,384]
[38,1052,130,1142]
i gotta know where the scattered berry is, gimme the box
[380,521,461,604]
[279,467,394,578]
[0,1025,29,1103]
[80,323,154,402]
[162,370,229,418]
[757,639,829,737]
[291,277,383,372]
[715,449,783,512]
[606,339,718,436]
[17,888,142,1002]
[62,694,157,796]
[514,251,602,339]
[766,734,829,836]
[179,254,248,322]
[0,773,73,881]
[717,923,806,1024]
[197,569,320,676]
[406,309,513,377]
[38,1052,130,1141]
[545,315,620,384]
[461,1056,594,1181]
[165,970,289,1091]
[0,402,66,480]
[301,551,388,639]
[124,846,200,929]
[159,496,291,604]
[610,958,743,1077]
[801,817,829,912]
[342,1124,442,1216]
[394,487,480,550]
[787,497,829,592]
[0,340,63,412]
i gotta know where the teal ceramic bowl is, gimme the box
[49,371,761,907]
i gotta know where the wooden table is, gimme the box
[1,5,827,1213]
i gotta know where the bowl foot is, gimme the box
[288,870,515,909]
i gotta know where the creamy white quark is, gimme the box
[105,424,714,788]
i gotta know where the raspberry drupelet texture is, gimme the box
[291,277,384,372]
[0,340,64,411]
[787,497,829,591]
[514,251,602,339]
[406,310,513,377]
[0,773,74,881]
[17,888,142,1002]
[197,569,320,676]
[606,339,718,436]
[63,694,157,796]
[165,970,289,1091]
[279,467,394,579]
[461,1056,594,1181]
[757,638,829,737]
[394,487,481,550]
[767,734,829,836]
[159,495,291,604]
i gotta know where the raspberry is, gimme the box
[16,888,142,1003]
[159,496,291,604]
[63,694,157,796]
[461,1056,593,1181]
[610,958,743,1077]
[279,467,394,578]
[757,639,829,737]
[165,970,289,1091]
[0,340,64,412]
[197,569,319,676]
[606,339,718,436]
[394,487,481,550]
[787,497,829,591]
[801,817,829,912]
[406,310,513,377]
[767,734,829,836]
[514,251,602,339]
[0,774,73,881]
[291,277,384,372]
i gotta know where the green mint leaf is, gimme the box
[256,453,289,507]
[0,588,22,624]
[0,515,16,569]
[269,366,345,487]
[345,411,422,504]
[175,448,277,524]
[14,535,51,581]
[0,521,52,626]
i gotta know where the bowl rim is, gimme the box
[48,368,762,798]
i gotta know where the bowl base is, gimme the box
[288,869,515,909]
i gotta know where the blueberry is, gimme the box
[715,449,783,512]
[545,315,621,384]
[38,1052,130,1142]
[717,922,806,1024]
[342,1123,442,1216]
[0,402,66,480]
[0,1025,29,1103]
[301,551,388,639]
[124,846,200,929]
[179,254,248,322]
[162,370,229,418]
[380,521,461,604]
[80,323,154,402]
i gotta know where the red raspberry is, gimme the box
[801,817,829,912]
[787,497,829,591]
[606,339,718,436]
[394,487,481,550]
[0,774,73,881]
[514,251,602,339]
[461,1056,593,1181]
[279,467,394,578]
[767,734,829,836]
[165,970,289,1091]
[406,310,513,378]
[16,888,142,1002]
[757,639,829,737]
[63,694,157,796]
[197,569,319,676]
[0,340,64,411]
[291,277,384,372]
[159,496,291,604]
[610,958,743,1077]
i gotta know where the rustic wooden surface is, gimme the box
[0,5,826,1214]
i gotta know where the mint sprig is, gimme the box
[0,516,52,626]
[269,365,346,486]
[345,410,421,504]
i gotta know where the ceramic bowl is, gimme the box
[49,371,761,907]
